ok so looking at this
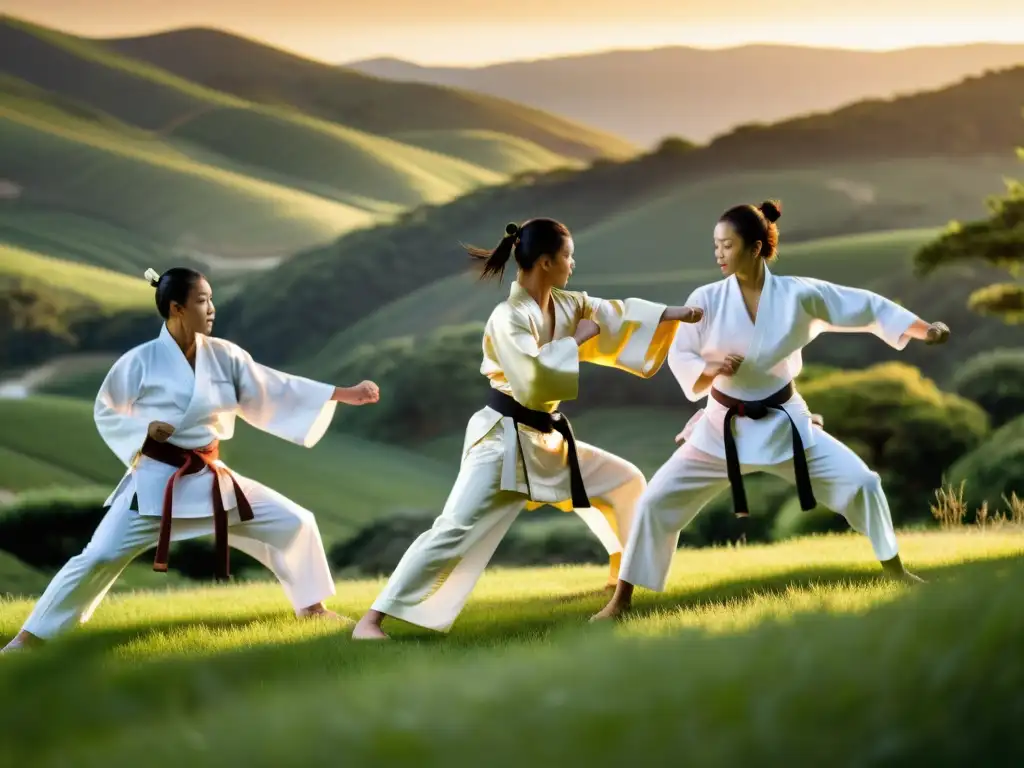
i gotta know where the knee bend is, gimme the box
[76,545,125,571]
[855,469,884,496]
[624,464,647,495]
[268,504,320,541]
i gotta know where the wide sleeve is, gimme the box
[800,277,919,350]
[578,293,677,378]
[666,291,707,402]
[487,306,580,407]
[93,352,151,467]
[230,345,337,447]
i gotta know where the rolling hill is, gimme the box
[346,43,1024,146]
[0,16,623,278]
[101,26,636,161]
[218,61,1024,365]
[0,395,453,545]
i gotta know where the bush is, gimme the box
[951,347,1024,428]
[801,363,990,523]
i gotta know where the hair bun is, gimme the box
[143,267,161,288]
[504,222,519,238]
[759,200,782,223]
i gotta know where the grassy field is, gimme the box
[1,530,1022,765]
[0,396,453,543]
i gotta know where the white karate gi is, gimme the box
[620,268,919,592]
[370,281,681,632]
[21,324,340,639]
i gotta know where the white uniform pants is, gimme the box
[620,430,900,592]
[371,439,646,632]
[21,481,336,639]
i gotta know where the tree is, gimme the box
[914,121,1024,322]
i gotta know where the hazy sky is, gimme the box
[7,0,1024,65]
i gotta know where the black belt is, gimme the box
[710,381,816,517]
[487,389,591,508]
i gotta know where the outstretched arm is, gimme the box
[580,294,702,379]
[231,346,377,447]
[800,278,949,349]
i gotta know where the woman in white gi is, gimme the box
[352,219,704,640]
[593,199,950,621]
[2,267,380,653]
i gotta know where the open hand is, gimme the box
[573,318,600,345]
[346,380,380,406]
[925,321,950,345]
[147,421,175,443]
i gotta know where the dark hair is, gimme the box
[144,267,206,319]
[718,199,782,261]
[464,218,571,281]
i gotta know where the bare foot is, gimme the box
[1,630,43,654]
[880,555,926,585]
[590,600,631,622]
[352,612,390,641]
[885,568,926,585]
[298,603,355,626]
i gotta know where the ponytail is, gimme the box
[464,222,520,281]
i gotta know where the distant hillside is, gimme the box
[101,26,635,161]
[346,44,1024,146]
[0,17,624,278]
[218,65,1024,364]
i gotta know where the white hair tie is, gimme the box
[144,268,160,287]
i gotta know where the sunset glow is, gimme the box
[6,0,1024,65]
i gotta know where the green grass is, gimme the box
[0,395,453,544]
[0,530,1021,765]
[0,244,153,311]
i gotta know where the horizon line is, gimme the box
[10,13,1024,69]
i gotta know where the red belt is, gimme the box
[140,436,254,580]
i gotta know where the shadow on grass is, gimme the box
[0,553,1018,758]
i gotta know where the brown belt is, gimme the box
[140,436,254,581]
[710,381,817,517]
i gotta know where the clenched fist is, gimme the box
[345,380,380,406]
[148,421,175,443]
